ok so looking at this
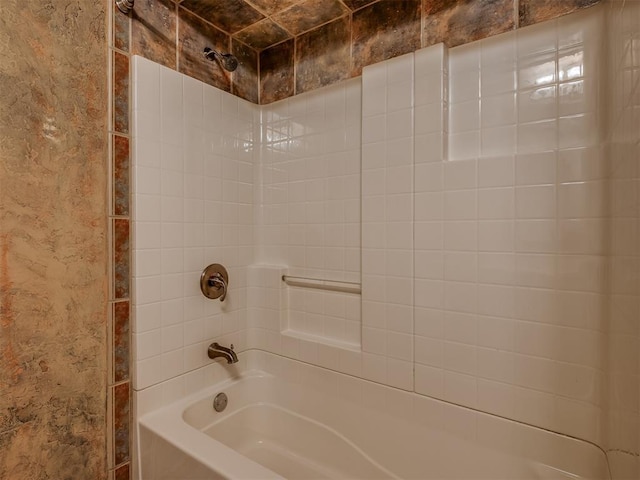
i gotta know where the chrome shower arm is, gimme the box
[203,47,239,72]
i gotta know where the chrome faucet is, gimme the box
[207,342,238,364]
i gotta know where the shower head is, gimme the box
[203,47,239,72]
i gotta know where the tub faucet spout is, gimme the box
[208,342,238,364]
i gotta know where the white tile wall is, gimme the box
[132,56,257,391]
[414,44,448,400]
[247,69,420,389]
[605,0,640,478]
[413,8,607,444]
[255,79,362,349]
[361,53,416,390]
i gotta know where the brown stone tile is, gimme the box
[234,19,291,50]
[132,0,177,69]
[246,0,300,16]
[113,2,130,51]
[260,39,294,104]
[232,40,259,103]
[273,0,349,35]
[180,0,265,33]
[423,0,516,48]
[113,135,129,216]
[352,0,421,76]
[113,219,130,300]
[296,16,351,94]
[113,301,130,383]
[342,0,379,11]
[519,0,600,27]
[113,51,129,135]
[178,8,231,91]
[114,463,130,480]
[1,0,108,477]
[113,382,130,465]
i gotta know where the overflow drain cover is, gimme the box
[213,392,228,412]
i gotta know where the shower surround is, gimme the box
[5,0,637,479]
[132,2,640,478]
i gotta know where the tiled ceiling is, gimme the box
[179,0,379,51]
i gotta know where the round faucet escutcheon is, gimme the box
[200,264,228,301]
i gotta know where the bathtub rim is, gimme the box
[136,349,611,480]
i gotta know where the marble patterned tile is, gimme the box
[1,2,108,477]
[180,0,265,34]
[113,219,130,300]
[178,8,231,92]
[423,0,516,48]
[113,382,130,466]
[342,0,379,11]
[132,0,177,69]
[352,0,421,76]
[232,40,259,103]
[113,2,130,52]
[113,51,129,135]
[233,19,291,50]
[273,0,349,35]
[245,0,300,16]
[114,463,130,480]
[113,134,129,217]
[519,0,601,27]
[260,39,295,104]
[296,16,351,94]
[131,0,603,106]
[113,301,130,383]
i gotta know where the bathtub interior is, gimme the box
[205,403,398,480]
[139,350,609,480]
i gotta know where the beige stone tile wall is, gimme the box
[0,1,109,479]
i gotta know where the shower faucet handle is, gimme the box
[208,273,227,301]
[200,264,229,301]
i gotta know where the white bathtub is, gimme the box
[138,351,609,480]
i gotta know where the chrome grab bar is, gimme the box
[281,275,361,294]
